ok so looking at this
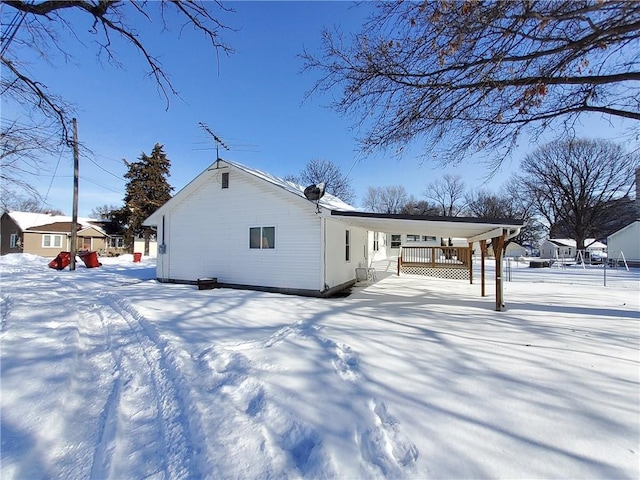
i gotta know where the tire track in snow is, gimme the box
[1,268,204,478]
[30,278,204,479]
[94,292,207,479]
[0,295,12,332]
[17,282,120,479]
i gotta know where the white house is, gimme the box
[539,238,607,260]
[607,168,639,267]
[133,237,158,257]
[504,242,528,258]
[607,220,640,267]
[143,159,369,297]
[144,159,524,307]
[376,233,469,259]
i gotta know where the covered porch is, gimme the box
[330,210,524,311]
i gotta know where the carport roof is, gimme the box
[330,210,524,243]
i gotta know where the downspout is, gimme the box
[160,215,167,281]
[320,216,327,293]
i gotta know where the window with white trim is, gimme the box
[10,234,18,248]
[250,226,275,249]
[345,229,351,262]
[390,234,401,249]
[42,234,63,248]
[406,234,437,242]
[373,232,379,252]
[110,237,124,248]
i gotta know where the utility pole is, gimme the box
[70,118,79,270]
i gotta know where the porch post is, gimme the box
[480,239,486,297]
[493,231,506,311]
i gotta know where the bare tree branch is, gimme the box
[516,138,639,249]
[303,1,640,168]
[1,0,234,195]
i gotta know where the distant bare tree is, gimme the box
[90,204,121,220]
[0,189,64,215]
[465,190,516,218]
[362,185,407,213]
[465,187,544,253]
[424,174,466,216]
[516,138,638,251]
[303,1,640,168]
[1,119,64,201]
[293,159,356,204]
[400,195,440,216]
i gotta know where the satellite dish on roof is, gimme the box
[304,182,326,201]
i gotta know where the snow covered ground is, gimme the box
[1,254,638,479]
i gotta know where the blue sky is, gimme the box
[6,1,634,217]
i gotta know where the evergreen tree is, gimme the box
[122,143,173,254]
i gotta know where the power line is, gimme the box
[41,149,64,210]
[92,151,129,166]
[81,176,122,193]
[84,155,125,181]
[1,11,26,56]
[344,150,365,181]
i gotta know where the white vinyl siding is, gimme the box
[164,169,322,291]
[608,221,640,263]
[324,219,367,288]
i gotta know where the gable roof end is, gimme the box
[143,158,357,226]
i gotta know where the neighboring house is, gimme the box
[143,159,369,297]
[0,211,126,257]
[133,237,158,257]
[90,220,127,255]
[607,220,640,267]
[473,241,528,258]
[504,242,528,258]
[607,168,640,267]
[539,238,607,261]
[379,233,467,259]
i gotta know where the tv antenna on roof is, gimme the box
[199,122,229,160]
